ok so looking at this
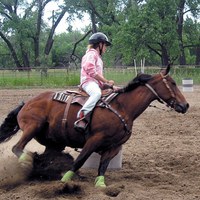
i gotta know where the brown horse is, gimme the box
[0,65,189,187]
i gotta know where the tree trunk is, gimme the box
[34,0,43,67]
[22,53,30,70]
[91,11,97,33]
[195,45,200,66]
[45,8,68,55]
[147,44,169,66]
[176,0,186,65]
[160,44,170,66]
[0,31,23,69]
[20,42,30,70]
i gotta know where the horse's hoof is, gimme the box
[18,152,34,171]
[95,176,106,188]
[61,170,75,182]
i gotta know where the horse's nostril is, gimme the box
[176,103,189,114]
[182,103,189,113]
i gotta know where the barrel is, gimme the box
[82,147,122,169]
[182,78,193,92]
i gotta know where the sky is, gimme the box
[44,1,90,34]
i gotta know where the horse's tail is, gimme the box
[0,102,25,143]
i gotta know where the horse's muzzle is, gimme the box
[174,102,189,114]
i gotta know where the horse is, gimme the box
[0,65,189,187]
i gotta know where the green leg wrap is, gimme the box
[18,152,34,171]
[19,152,32,162]
[61,170,75,182]
[19,152,33,165]
[95,176,106,188]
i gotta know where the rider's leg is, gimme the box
[74,82,101,131]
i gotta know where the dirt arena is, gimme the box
[0,87,199,200]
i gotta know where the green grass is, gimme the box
[0,69,80,88]
[105,67,200,85]
[0,66,200,89]
[170,67,200,85]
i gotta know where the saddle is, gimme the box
[53,89,117,106]
[52,89,119,131]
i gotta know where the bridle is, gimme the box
[145,73,176,108]
[101,72,177,135]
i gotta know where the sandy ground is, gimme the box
[0,87,199,200]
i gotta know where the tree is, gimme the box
[52,31,88,68]
[0,32,21,68]
[176,0,200,65]
[0,0,26,69]
[136,0,179,65]
[184,18,200,65]
[111,0,200,66]
[1,0,200,69]
[0,0,69,69]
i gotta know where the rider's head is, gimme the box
[88,32,111,55]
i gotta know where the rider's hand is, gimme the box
[113,85,122,92]
[107,80,114,86]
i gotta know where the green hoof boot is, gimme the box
[95,176,106,188]
[61,170,75,182]
[18,152,34,170]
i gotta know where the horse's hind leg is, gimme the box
[12,122,42,171]
[12,138,34,171]
[95,146,122,187]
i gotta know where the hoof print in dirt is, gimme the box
[57,183,83,195]
[104,184,124,197]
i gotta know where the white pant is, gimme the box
[78,81,101,117]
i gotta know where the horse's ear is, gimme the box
[160,64,170,76]
[166,63,170,74]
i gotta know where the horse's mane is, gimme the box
[117,73,152,93]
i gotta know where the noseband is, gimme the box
[145,73,176,108]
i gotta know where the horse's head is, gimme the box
[146,65,189,114]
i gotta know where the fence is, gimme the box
[0,66,200,88]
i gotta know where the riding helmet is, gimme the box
[89,32,111,46]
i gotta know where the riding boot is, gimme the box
[74,111,88,132]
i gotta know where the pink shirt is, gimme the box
[80,48,104,88]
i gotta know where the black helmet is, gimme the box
[89,32,111,46]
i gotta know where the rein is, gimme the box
[99,72,175,135]
[145,83,165,104]
[145,73,176,109]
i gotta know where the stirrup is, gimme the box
[74,118,88,132]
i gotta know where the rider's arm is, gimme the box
[94,74,114,86]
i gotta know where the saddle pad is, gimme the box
[53,92,69,103]
[53,91,119,105]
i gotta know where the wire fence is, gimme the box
[0,66,200,89]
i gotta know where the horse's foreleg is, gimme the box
[61,146,96,182]
[61,136,102,183]
[95,146,122,187]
